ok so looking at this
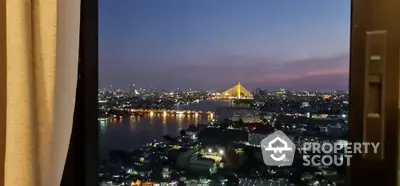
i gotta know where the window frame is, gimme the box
[348,0,400,185]
[61,0,400,185]
[61,0,98,185]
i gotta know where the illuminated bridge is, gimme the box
[213,82,253,100]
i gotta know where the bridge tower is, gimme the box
[221,82,253,99]
[237,82,241,99]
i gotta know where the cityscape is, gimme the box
[99,1,350,185]
[98,83,348,186]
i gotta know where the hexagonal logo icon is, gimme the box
[260,130,295,166]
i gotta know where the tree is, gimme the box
[261,118,268,123]
[235,118,245,128]
[188,124,196,129]
[163,135,172,141]
[223,148,243,170]
[180,129,186,136]
[223,118,231,123]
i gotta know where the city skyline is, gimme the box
[100,0,350,90]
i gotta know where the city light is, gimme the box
[99,76,349,185]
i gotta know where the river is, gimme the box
[99,100,231,157]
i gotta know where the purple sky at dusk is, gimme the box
[99,0,351,91]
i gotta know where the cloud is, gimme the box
[248,53,349,90]
[165,53,349,90]
[100,53,349,90]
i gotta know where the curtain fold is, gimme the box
[5,0,80,185]
[54,0,80,185]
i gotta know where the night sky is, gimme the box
[99,0,350,91]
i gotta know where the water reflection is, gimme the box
[162,114,167,135]
[162,114,167,124]
[99,120,107,134]
[177,113,183,128]
[150,114,154,125]
[130,115,135,132]
[99,100,227,156]
[99,114,211,154]
[194,115,198,124]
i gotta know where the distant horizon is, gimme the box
[100,0,350,90]
[100,83,349,92]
